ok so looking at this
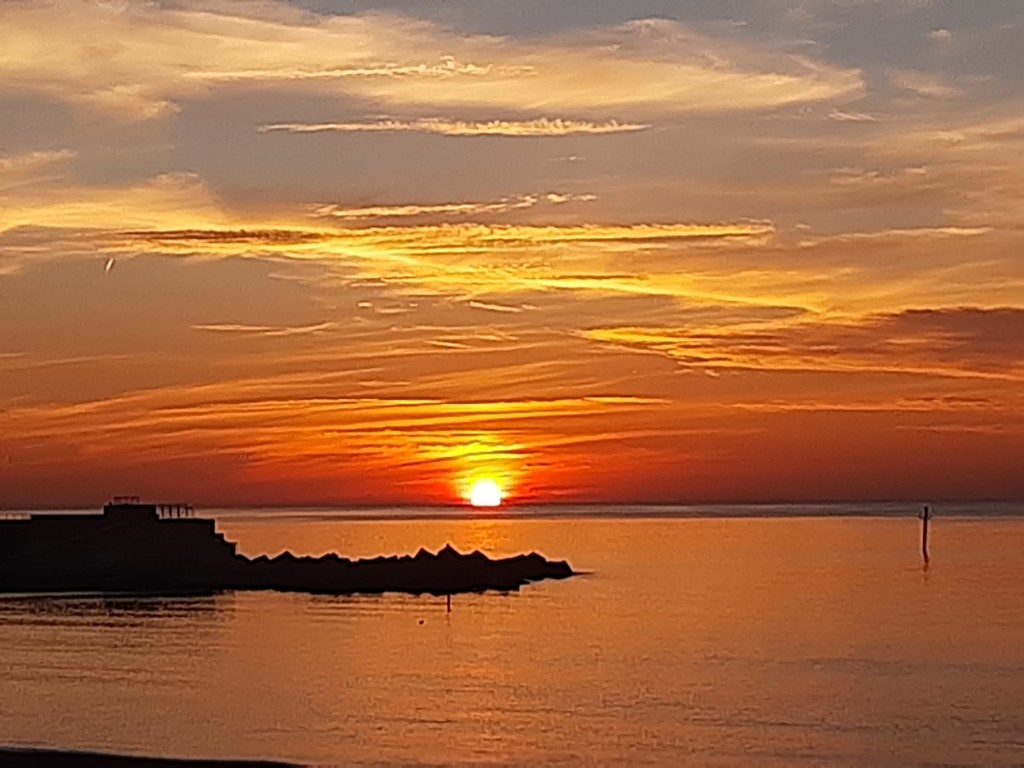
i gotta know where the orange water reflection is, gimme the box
[0,517,1021,764]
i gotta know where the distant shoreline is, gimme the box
[6,499,1023,515]
[0,746,293,766]
[5,500,1024,522]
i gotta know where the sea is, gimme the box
[0,503,1021,766]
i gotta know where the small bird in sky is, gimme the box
[104,257,116,274]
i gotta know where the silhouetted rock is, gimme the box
[0,501,576,597]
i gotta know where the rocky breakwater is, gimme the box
[238,544,575,596]
[0,503,576,596]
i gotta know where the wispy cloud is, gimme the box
[0,149,76,175]
[0,369,668,503]
[827,109,879,123]
[260,118,650,137]
[0,2,862,121]
[467,300,527,314]
[190,56,533,82]
[307,193,597,221]
[111,222,776,298]
[120,221,773,250]
[191,322,336,337]
[3,0,1024,506]
[0,149,76,192]
[889,69,962,99]
[0,172,227,235]
[732,395,1002,414]
[584,307,1024,381]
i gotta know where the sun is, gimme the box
[468,479,503,508]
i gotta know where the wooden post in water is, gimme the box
[446,593,452,613]
[920,505,931,566]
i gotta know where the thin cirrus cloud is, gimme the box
[192,56,534,82]
[0,149,77,177]
[191,322,337,338]
[583,307,1024,381]
[113,222,776,285]
[0,2,863,121]
[0,149,78,194]
[4,1,1024,505]
[0,160,776,305]
[307,193,597,221]
[0,380,667,476]
[467,300,528,314]
[259,118,651,137]
[888,69,962,99]
[4,157,1013,323]
[0,173,228,237]
[88,218,777,309]
[827,109,879,123]
[119,222,774,250]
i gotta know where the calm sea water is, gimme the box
[0,505,1021,766]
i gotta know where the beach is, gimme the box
[0,746,291,766]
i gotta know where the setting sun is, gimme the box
[468,479,503,508]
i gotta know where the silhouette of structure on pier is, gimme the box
[0,499,575,596]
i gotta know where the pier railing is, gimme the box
[156,504,194,519]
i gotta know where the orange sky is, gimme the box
[1,1,1023,508]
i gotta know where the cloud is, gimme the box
[0,172,232,274]
[827,109,878,123]
[896,424,1006,435]
[889,114,1024,154]
[4,1,1024,506]
[0,2,863,121]
[0,172,226,235]
[195,56,530,82]
[6,149,1016,318]
[467,300,526,314]
[827,165,931,188]
[307,192,597,221]
[0,183,773,296]
[889,307,1024,356]
[889,69,961,98]
[260,118,651,137]
[0,149,76,175]
[733,395,1000,415]
[191,322,335,337]
[0,149,76,191]
[0,378,666,492]
[111,222,776,297]
[121,221,773,251]
[583,307,1024,381]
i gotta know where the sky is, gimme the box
[2,0,1023,508]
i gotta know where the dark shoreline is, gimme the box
[0,746,294,766]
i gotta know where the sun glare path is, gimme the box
[468,479,503,508]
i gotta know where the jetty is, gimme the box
[0,499,575,596]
